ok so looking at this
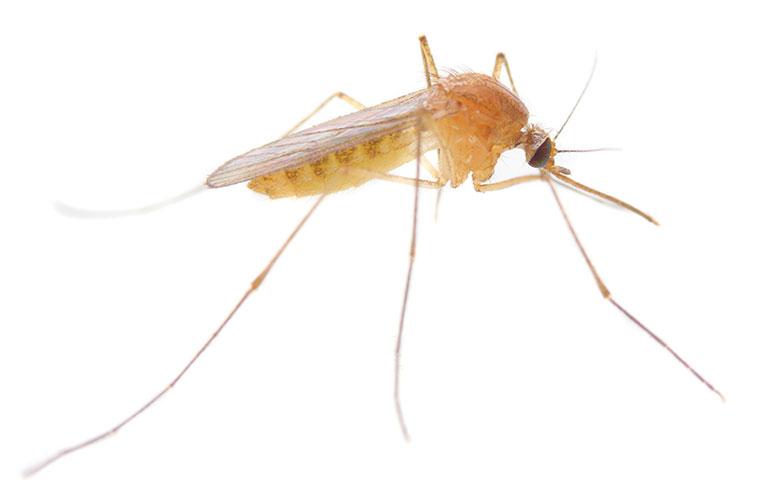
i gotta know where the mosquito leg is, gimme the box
[412,154,445,221]
[474,174,543,192]
[23,195,327,478]
[339,166,444,190]
[417,36,447,221]
[432,188,444,223]
[391,118,427,442]
[541,172,724,401]
[492,52,519,96]
[418,35,440,87]
[55,184,208,219]
[420,155,441,181]
[550,170,658,225]
[283,92,366,137]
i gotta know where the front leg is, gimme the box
[474,174,543,192]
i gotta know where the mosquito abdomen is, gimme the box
[248,128,437,198]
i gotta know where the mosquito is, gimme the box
[25,35,723,477]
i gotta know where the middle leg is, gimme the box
[393,118,428,441]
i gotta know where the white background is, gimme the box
[2,1,759,479]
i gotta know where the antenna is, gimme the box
[556,147,621,154]
[554,54,597,141]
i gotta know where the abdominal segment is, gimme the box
[248,128,436,198]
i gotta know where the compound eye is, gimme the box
[528,138,552,168]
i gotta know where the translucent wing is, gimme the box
[206,88,457,188]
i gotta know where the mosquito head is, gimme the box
[528,136,554,168]
[520,124,566,173]
[521,124,576,175]
[521,55,598,175]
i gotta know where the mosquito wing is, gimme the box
[206,88,457,188]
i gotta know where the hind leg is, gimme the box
[283,92,365,136]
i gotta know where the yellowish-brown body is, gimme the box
[248,73,528,198]
[248,127,433,198]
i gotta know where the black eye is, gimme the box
[528,138,552,168]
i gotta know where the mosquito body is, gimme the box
[208,73,529,195]
[25,36,722,477]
